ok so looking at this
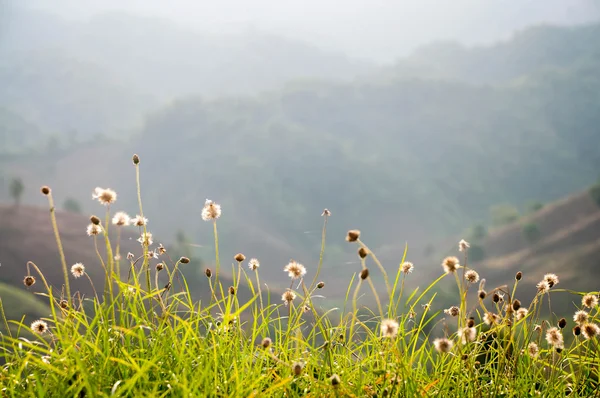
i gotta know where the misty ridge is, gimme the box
[1,1,600,302]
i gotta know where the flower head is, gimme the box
[321,209,331,217]
[31,320,49,335]
[131,215,148,227]
[201,199,221,221]
[433,338,453,353]
[458,239,470,252]
[483,312,499,326]
[465,270,479,283]
[442,256,460,273]
[23,276,36,287]
[458,327,477,344]
[515,308,529,321]
[444,306,460,317]
[543,273,559,288]
[248,258,260,271]
[380,319,399,338]
[536,280,550,294]
[582,294,599,308]
[92,187,117,205]
[86,223,103,236]
[112,211,130,226]
[401,262,414,274]
[582,323,600,339]
[71,263,85,278]
[284,260,306,280]
[282,290,296,305]
[528,342,539,358]
[545,327,564,348]
[574,310,589,325]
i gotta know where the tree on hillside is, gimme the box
[10,177,24,207]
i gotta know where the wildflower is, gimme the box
[282,290,296,305]
[483,312,499,326]
[515,271,522,281]
[558,318,567,329]
[317,281,325,289]
[292,362,303,376]
[205,268,212,278]
[358,247,369,259]
[284,260,306,280]
[458,239,470,252]
[360,268,369,280]
[444,306,460,317]
[573,310,589,325]
[59,300,68,309]
[346,229,360,242]
[545,327,564,348]
[467,318,475,328]
[248,258,260,271]
[92,187,117,205]
[112,211,130,226]
[573,326,581,336]
[322,209,331,217]
[512,299,521,311]
[147,250,159,259]
[442,256,460,273]
[229,286,235,295]
[543,273,559,288]
[534,324,542,333]
[137,232,153,247]
[86,223,103,236]
[478,290,487,300]
[156,262,164,271]
[71,263,85,278]
[23,276,36,287]
[40,186,51,195]
[465,270,479,283]
[528,342,539,358]
[31,320,48,335]
[158,244,166,255]
[90,215,101,225]
[41,356,51,364]
[401,262,414,274]
[582,323,600,339]
[302,305,311,313]
[380,319,399,338]
[433,338,453,353]
[201,199,221,221]
[536,280,550,294]
[132,154,140,165]
[261,337,272,349]
[582,294,599,308]
[126,252,135,261]
[180,257,190,264]
[458,327,477,344]
[330,374,341,387]
[234,253,246,262]
[131,215,148,227]
[515,308,528,321]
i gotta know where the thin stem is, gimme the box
[46,192,71,305]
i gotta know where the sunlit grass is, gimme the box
[1,154,599,397]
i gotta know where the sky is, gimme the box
[22,0,600,63]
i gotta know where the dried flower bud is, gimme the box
[493,293,500,303]
[573,326,581,336]
[556,347,563,354]
[132,154,140,165]
[461,354,469,361]
[292,362,303,376]
[229,286,235,295]
[179,257,190,264]
[205,268,212,278]
[234,253,246,262]
[360,268,369,280]
[317,281,325,289]
[23,276,36,287]
[346,230,360,242]
[515,271,522,281]
[512,299,521,311]
[478,290,487,300]
[322,209,331,217]
[330,374,340,387]
[358,247,369,259]
[261,337,272,349]
[40,186,51,195]
[90,215,101,225]
[60,300,68,309]
[156,262,164,271]
[164,282,172,291]
[467,318,475,328]
[558,318,567,329]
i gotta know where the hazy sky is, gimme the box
[19,0,600,62]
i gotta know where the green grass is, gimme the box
[1,155,599,397]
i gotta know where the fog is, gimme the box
[19,0,600,62]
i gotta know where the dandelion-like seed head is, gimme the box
[284,260,306,280]
[442,256,460,273]
[401,262,414,274]
[545,327,564,348]
[536,280,550,294]
[137,232,153,247]
[131,215,148,227]
[582,323,600,340]
[112,211,130,226]
[282,290,296,305]
[248,258,260,271]
[201,199,221,221]
[380,319,399,338]
[528,342,539,358]
[31,320,48,335]
[71,263,85,278]
[433,338,453,353]
[574,310,589,325]
[465,270,479,283]
[483,312,499,326]
[544,273,559,288]
[444,306,460,317]
[582,294,599,308]
[515,308,529,321]
[458,239,470,252]
[458,327,477,344]
[23,276,36,287]
[92,187,117,205]
[86,223,103,236]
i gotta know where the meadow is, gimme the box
[1,154,599,397]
